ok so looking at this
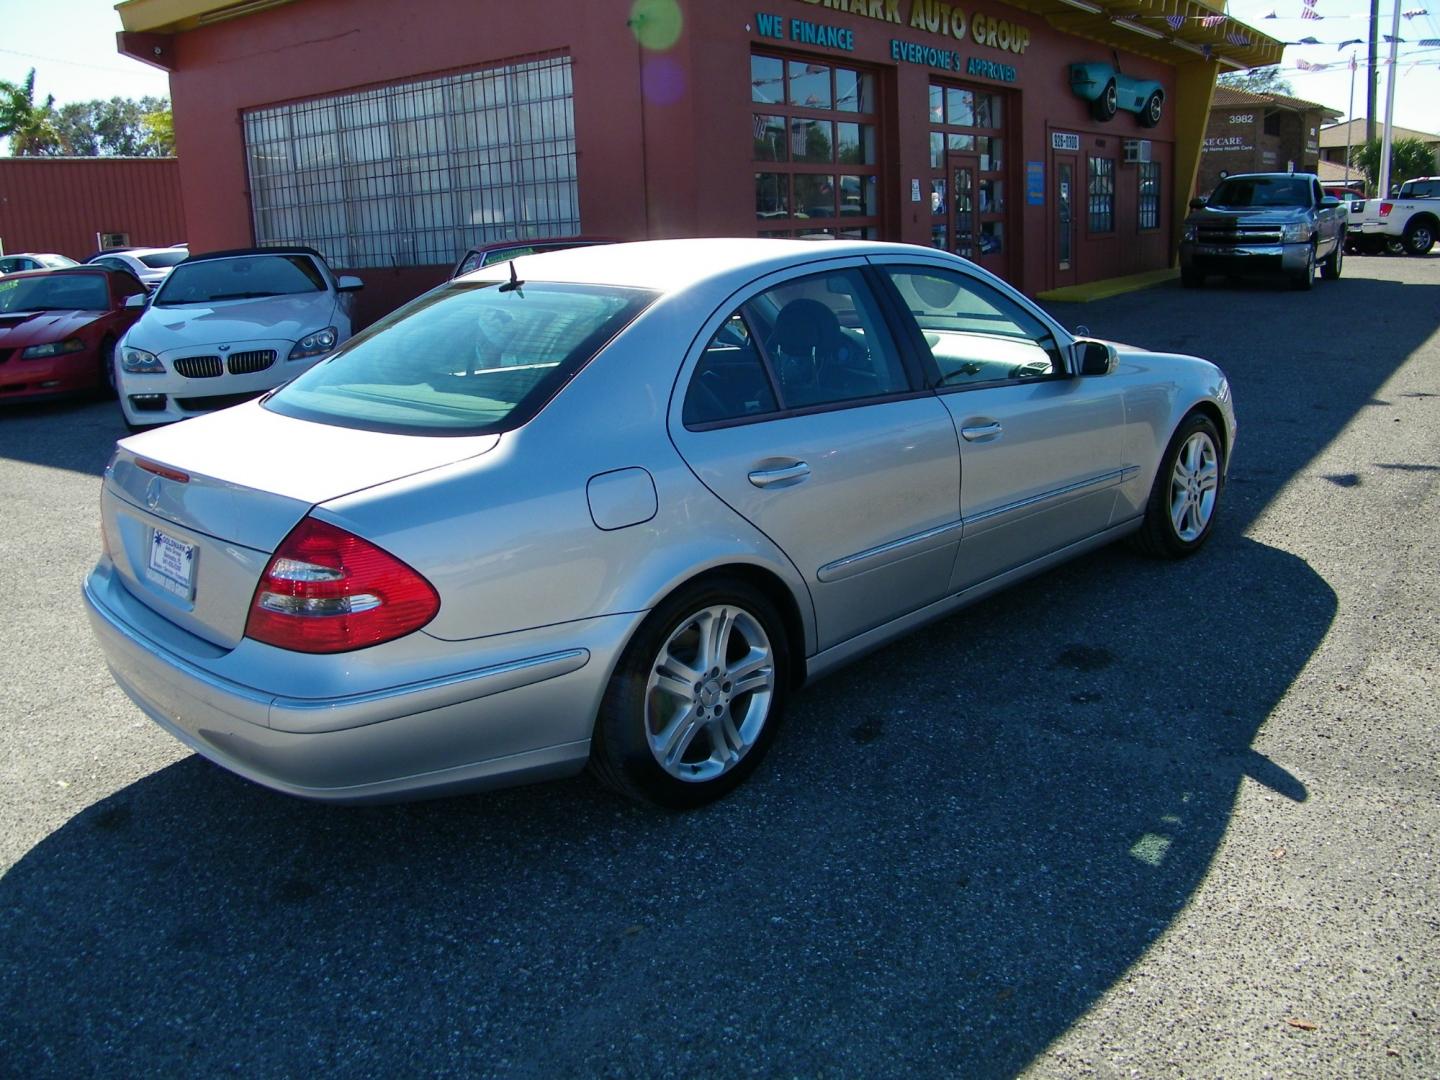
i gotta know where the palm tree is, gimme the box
[0,70,61,155]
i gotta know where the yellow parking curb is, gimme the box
[1036,268,1179,303]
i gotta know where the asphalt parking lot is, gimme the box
[1,252,1436,1078]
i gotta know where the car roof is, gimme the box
[0,266,129,282]
[457,237,944,294]
[89,247,180,259]
[182,246,325,265]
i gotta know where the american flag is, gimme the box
[1166,14,1185,29]
[1227,31,1252,45]
[1300,6,1322,19]
[1421,37,1440,45]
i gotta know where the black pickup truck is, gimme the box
[1180,172,1346,291]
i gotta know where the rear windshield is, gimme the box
[155,254,326,306]
[263,280,656,435]
[0,274,108,312]
[1208,176,1311,209]
[137,250,190,269]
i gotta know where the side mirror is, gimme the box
[124,293,148,309]
[1075,339,1116,377]
[1189,197,1208,210]
[336,275,364,292]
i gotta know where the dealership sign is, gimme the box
[790,0,1032,55]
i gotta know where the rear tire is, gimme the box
[1403,218,1435,256]
[1130,412,1224,559]
[1138,90,1163,128]
[589,577,790,809]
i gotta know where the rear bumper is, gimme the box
[83,562,640,802]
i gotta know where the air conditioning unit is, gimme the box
[1123,139,1152,164]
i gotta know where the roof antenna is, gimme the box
[498,259,525,295]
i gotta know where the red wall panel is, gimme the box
[0,158,185,260]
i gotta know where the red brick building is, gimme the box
[117,0,1279,318]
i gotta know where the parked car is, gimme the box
[1069,60,1164,126]
[115,246,363,430]
[0,267,149,401]
[450,236,614,279]
[1350,176,1439,256]
[0,252,80,276]
[1180,172,1345,290]
[84,239,1234,808]
[86,246,190,291]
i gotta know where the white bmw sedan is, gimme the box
[114,246,363,430]
[85,239,1234,808]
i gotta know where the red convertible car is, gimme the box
[0,267,148,402]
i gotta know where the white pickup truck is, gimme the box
[1352,176,1439,256]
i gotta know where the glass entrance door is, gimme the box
[1055,154,1077,286]
[949,153,979,260]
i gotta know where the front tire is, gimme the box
[1131,412,1224,559]
[1320,241,1343,280]
[1290,244,1315,290]
[589,577,790,808]
[1138,90,1164,128]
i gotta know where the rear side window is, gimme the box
[265,280,655,435]
[683,313,779,426]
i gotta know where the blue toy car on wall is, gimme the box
[1070,60,1165,127]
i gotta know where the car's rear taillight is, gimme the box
[245,517,439,653]
[1379,202,1393,217]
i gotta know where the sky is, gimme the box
[0,0,1436,134]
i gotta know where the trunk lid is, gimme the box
[105,399,498,648]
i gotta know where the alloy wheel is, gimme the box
[645,605,775,782]
[1169,431,1219,542]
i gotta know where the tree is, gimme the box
[53,96,173,157]
[1218,66,1295,96]
[1350,137,1437,193]
[0,69,62,155]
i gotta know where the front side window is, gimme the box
[881,266,1060,386]
[265,280,654,435]
[155,255,326,306]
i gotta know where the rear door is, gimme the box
[669,262,961,651]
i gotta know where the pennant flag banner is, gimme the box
[1421,37,1440,44]
[1384,34,1405,41]
[1401,8,1428,17]
[1301,7,1323,18]
[1202,14,1226,27]
[1167,14,1186,29]
[1227,31,1252,45]
[1264,9,1278,17]
[1336,37,1364,48]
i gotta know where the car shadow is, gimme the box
[0,535,1328,1077]
[0,268,1428,1075]
[0,397,126,478]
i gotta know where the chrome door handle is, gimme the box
[960,422,1003,442]
[747,462,810,488]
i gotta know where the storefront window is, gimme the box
[752,51,882,239]
[243,55,578,269]
[946,88,975,127]
[788,61,832,109]
[1138,161,1161,230]
[751,55,785,104]
[1088,157,1115,233]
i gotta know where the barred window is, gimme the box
[1138,161,1161,231]
[243,56,578,270]
[1088,156,1114,234]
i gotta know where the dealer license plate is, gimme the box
[147,528,196,598]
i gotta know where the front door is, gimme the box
[949,153,980,260]
[1054,153,1077,288]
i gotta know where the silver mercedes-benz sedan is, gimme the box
[84,239,1234,808]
